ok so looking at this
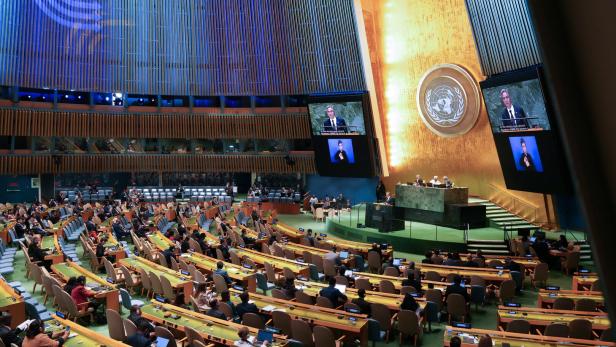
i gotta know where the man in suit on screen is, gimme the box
[518,138,535,171]
[322,105,348,133]
[333,140,349,164]
[500,89,529,129]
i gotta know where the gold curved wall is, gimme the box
[360,0,551,225]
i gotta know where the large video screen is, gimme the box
[328,138,356,164]
[313,136,374,178]
[308,101,366,135]
[508,136,543,172]
[483,79,551,133]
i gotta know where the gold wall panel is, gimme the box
[360,0,550,225]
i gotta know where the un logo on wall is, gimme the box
[417,64,481,137]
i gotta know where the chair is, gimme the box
[123,318,137,337]
[506,319,531,333]
[283,267,295,280]
[184,326,207,347]
[568,319,593,340]
[29,264,44,294]
[309,264,325,282]
[119,288,144,312]
[60,290,94,322]
[138,268,152,297]
[379,280,396,294]
[272,310,293,336]
[543,323,569,337]
[561,251,580,275]
[445,273,457,283]
[367,252,381,274]
[255,273,275,294]
[470,285,486,311]
[575,298,597,312]
[425,271,441,282]
[371,303,396,342]
[316,296,333,308]
[154,326,177,347]
[400,286,416,295]
[212,274,228,293]
[313,326,345,347]
[398,309,421,346]
[446,293,467,323]
[470,275,485,287]
[553,297,575,310]
[383,266,399,277]
[106,309,126,341]
[242,312,265,329]
[264,262,278,284]
[315,208,325,222]
[229,251,241,265]
[425,289,443,311]
[160,276,177,302]
[272,288,289,300]
[291,319,314,347]
[355,278,372,291]
[219,302,233,320]
[41,273,55,305]
[367,318,385,347]
[531,263,549,288]
[335,276,349,286]
[423,301,440,332]
[149,272,164,298]
[497,280,516,304]
[510,271,523,291]
[103,258,124,284]
[295,291,315,305]
[323,260,337,278]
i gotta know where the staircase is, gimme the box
[473,198,538,232]
[576,241,593,262]
[466,239,510,255]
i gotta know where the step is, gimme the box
[486,212,513,218]
[467,243,509,249]
[501,224,538,230]
[485,205,504,210]
[491,216,526,222]
[467,248,510,255]
[467,239,507,244]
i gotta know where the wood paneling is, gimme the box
[0,107,311,139]
[464,0,542,75]
[0,154,316,175]
[0,0,365,96]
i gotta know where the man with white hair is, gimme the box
[429,176,441,186]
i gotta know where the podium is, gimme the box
[365,203,405,232]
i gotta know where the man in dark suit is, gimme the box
[235,292,259,320]
[322,105,348,133]
[413,174,425,187]
[333,140,349,164]
[351,288,371,316]
[445,275,470,303]
[500,89,528,128]
[319,277,347,307]
[518,138,535,171]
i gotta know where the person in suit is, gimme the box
[235,292,259,320]
[500,89,528,128]
[445,275,470,303]
[402,272,422,293]
[376,180,386,202]
[384,192,395,205]
[206,299,228,320]
[332,140,349,164]
[413,174,425,187]
[443,176,454,188]
[518,138,536,171]
[322,105,347,133]
[215,261,232,284]
[351,288,371,317]
[319,277,348,307]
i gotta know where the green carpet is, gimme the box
[5,220,591,347]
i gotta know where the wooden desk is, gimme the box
[347,271,405,291]
[418,263,512,283]
[51,262,120,312]
[49,314,130,346]
[572,273,599,291]
[281,242,330,258]
[42,234,64,264]
[457,253,542,270]
[120,256,193,303]
[294,280,419,312]
[229,289,368,346]
[497,306,610,332]
[0,277,25,328]
[443,325,616,347]
[274,222,394,258]
[179,252,257,292]
[537,289,604,309]
[102,231,126,260]
[232,247,309,277]
[140,300,286,346]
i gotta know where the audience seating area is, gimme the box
[57,187,113,202]
[131,186,232,203]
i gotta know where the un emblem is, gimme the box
[417,64,481,137]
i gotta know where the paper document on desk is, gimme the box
[262,305,277,312]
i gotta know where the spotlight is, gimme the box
[77,95,82,99]
[138,98,143,102]
[105,97,110,101]
[42,96,46,100]
[27,95,31,99]
[64,95,69,99]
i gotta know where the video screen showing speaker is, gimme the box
[508,136,543,173]
[482,71,551,134]
[313,136,374,177]
[308,101,367,135]
[481,66,572,194]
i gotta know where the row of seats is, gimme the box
[59,188,113,202]
[246,196,298,204]
[63,218,85,242]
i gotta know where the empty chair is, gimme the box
[498,280,516,304]
[398,309,421,346]
[423,301,440,332]
[371,303,395,341]
[184,326,207,347]
[283,267,295,280]
[291,319,314,347]
[120,288,145,311]
[553,297,575,310]
[470,285,486,311]
[568,319,593,340]
[367,252,381,274]
[272,288,289,300]
[425,271,441,282]
[575,298,597,312]
[154,326,177,347]
[355,278,372,291]
[123,318,137,337]
[255,273,275,294]
[445,273,457,283]
[212,274,229,293]
[138,268,152,297]
[561,251,580,275]
[425,289,443,311]
[543,323,569,337]
[506,319,531,333]
[470,275,485,287]
[106,309,126,341]
[446,293,467,323]
[313,325,344,347]
[379,280,396,294]
[160,276,176,302]
[316,296,334,308]
[335,276,349,286]
[243,312,265,329]
[272,310,293,336]
[219,302,233,320]
[383,266,399,277]
[400,286,416,295]
[531,263,549,288]
[149,272,164,298]
[323,260,337,278]
[295,291,314,305]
